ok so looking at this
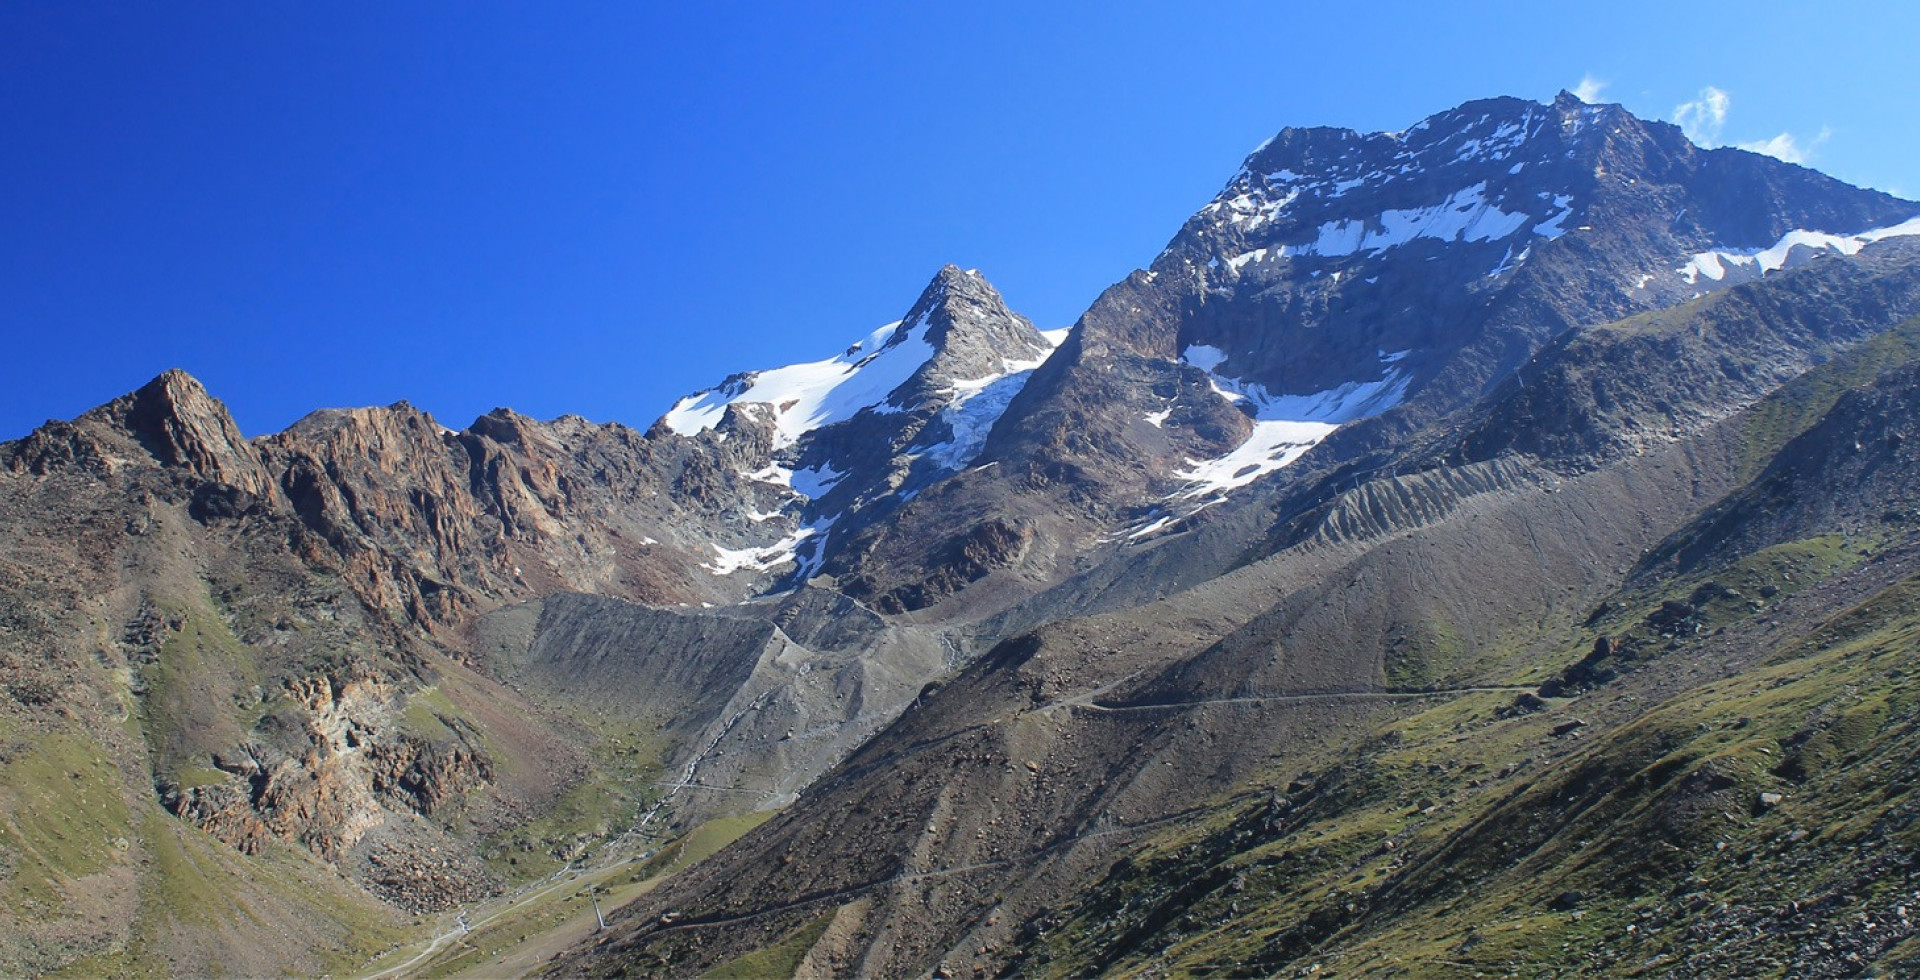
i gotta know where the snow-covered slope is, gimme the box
[661,272,1064,463]
[1171,345,1410,503]
[918,332,1063,471]
[662,319,934,449]
[1119,347,1411,540]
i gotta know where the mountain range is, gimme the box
[5,90,1920,977]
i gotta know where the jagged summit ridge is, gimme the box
[0,366,274,493]
[903,264,1061,387]
[1176,93,1918,298]
[1139,92,1919,401]
[101,368,270,491]
[1219,95,1584,257]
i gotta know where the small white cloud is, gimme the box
[1736,126,1832,165]
[1674,86,1731,146]
[1672,85,1831,164]
[1572,74,1608,104]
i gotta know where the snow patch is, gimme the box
[705,524,820,575]
[1170,349,1413,504]
[921,371,1033,471]
[1488,245,1520,278]
[1533,195,1574,238]
[1218,183,1553,271]
[789,463,844,499]
[1204,187,1302,232]
[1181,344,1229,372]
[1355,183,1531,252]
[1678,216,1920,285]
[1126,514,1177,540]
[662,314,937,448]
[1226,248,1273,271]
[747,463,795,487]
[1171,419,1338,500]
[916,327,1068,472]
[788,518,836,582]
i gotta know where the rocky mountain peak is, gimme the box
[467,407,535,445]
[644,264,1070,588]
[658,268,1057,461]
[93,368,272,494]
[660,266,1059,450]
[1202,95,1599,275]
[889,265,1056,401]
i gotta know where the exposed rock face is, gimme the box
[7,370,272,495]
[162,663,493,869]
[1447,238,1920,469]
[114,370,277,496]
[165,666,396,858]
[5,371,786,631]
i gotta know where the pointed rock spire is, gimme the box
[98,369,272,493]
[896,265,1054,389]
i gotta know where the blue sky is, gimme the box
[4,2,1916,440]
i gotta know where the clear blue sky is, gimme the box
[4,2,1916,440]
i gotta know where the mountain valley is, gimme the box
[5,91,1920,977]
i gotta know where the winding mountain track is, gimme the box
[1068,684,1539,713]
[624,804,1215,944]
